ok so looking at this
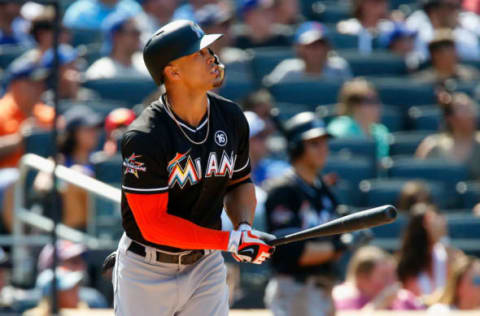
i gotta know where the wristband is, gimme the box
[237,221,252,231]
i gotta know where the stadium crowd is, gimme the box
[0,0,480,314]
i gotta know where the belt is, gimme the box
[127,241,205,265]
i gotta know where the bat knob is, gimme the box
[384,205,398,222]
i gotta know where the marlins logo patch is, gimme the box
[123,153,146,178]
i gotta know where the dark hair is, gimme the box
[397,180,433,212]
[57,129,77,158]
[242,89,273,112]
[29,8,55,43]
[397,203,437,284]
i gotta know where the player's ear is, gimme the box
[163,64,181,82]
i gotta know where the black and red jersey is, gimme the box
[120,92,251,251]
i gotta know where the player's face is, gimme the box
[302,135,328,171]
[170,48,222,90]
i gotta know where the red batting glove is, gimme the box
[228,229,275,264]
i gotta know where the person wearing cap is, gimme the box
[412,29,480,83]
[135,0,178,44]
[33,105,103,230]
[406,0,479,61]
[337,0,393,54]
[63,0,142,30]
[85,12,148,80]
[379,22,417,58]
[0,54,53,169]
[42,44,98,102]
[264,21,352,86]
[36,240,108,308]
[264,112,346,316]
[112,20,274,315]
[102,107,136,156]
[24,268,88,316]
[234,0,292,49]
[327,78,390,159]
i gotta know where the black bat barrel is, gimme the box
[267,205,397,247]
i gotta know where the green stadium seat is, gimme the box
[389,130,431,156]
[83,78,157,107]
[323,154,376,185]
[0,45,28,69]
[338,50,408,77]
[370,78,436,107]
[268,79,342,106]
[359,178,448,209]
[249,47,294,84]
[456,181,480,209]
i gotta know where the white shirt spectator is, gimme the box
[406,10,480,61]
[85,52,149,80]
[337,18,394,54]
[264,55,352,86]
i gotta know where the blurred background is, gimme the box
[0,0,480,314]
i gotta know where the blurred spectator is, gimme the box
[413,30,480,83]
[327,78,390,159]
[27,7,71,61]
[333,246,424,311]
[264,21,352,86]
[0,2,31,46]
[86,13,148,79]
[135,0,178,44]
[41,44,98,103]
[233,0,292,49]
[34,105,103,230]
[242,89,275,133]
[172,0,216,22]
[397,203,451,297]
[102,108,136,156]
[36,240,108,308]
[0,54,53,169]
[429,254,480,311]
[396,180,433,213]
[244,111,289,187]
[24,269,88,316]
[406,0,479,61]
[337,0,393,54]
[0,248,14,313]
[63,0,142,30]
[271,0,300,25]
[378,22,417,58]
[463,0,480,14]
[415,92,480,181]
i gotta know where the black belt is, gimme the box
[127,241,205,265]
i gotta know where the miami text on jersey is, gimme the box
[167,150,236,189]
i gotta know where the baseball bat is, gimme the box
[267,205,397,247]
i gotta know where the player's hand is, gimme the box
[228,229,275,264]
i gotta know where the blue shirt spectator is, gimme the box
[0,3,32,46]
[63,0,142,30]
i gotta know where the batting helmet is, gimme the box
[284,112,331,159]
[143,20,223,85]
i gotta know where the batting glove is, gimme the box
[227,229,275,264]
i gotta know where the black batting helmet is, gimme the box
[143,20,223,85]
[284,112,331,159]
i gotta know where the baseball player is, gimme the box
[113,20,275,316]
[264,112,346,316]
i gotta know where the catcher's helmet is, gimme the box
[284,112,331,158]
[143,20,223,85]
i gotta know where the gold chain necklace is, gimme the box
[163,95,210,145]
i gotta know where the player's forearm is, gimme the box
[298,241,335,266]
[223,182,256,229]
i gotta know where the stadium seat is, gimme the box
[370,78,436,107]
[329,179,361,206]
[328,138,377,163]
[387,157,467,207]
[58,99,127,117]
[323,154,376,185]
[93,154,122,184]
[83,78,157,107]
[0,45,28,69]
[25,130,55,158]
[268,79,342,106]
[456,181,480,209]
[370,212,408,239]
[359,178,449,209]
[408,106,441,131]
[274,103,316,121]
[249,47,294,84]
[69,28,103,47]
[447,213,480,254]
[388,130,431,156]
[218,74,257,103]
[302,1,351,24]
[329,32,359,50]
[338,50,408,77]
